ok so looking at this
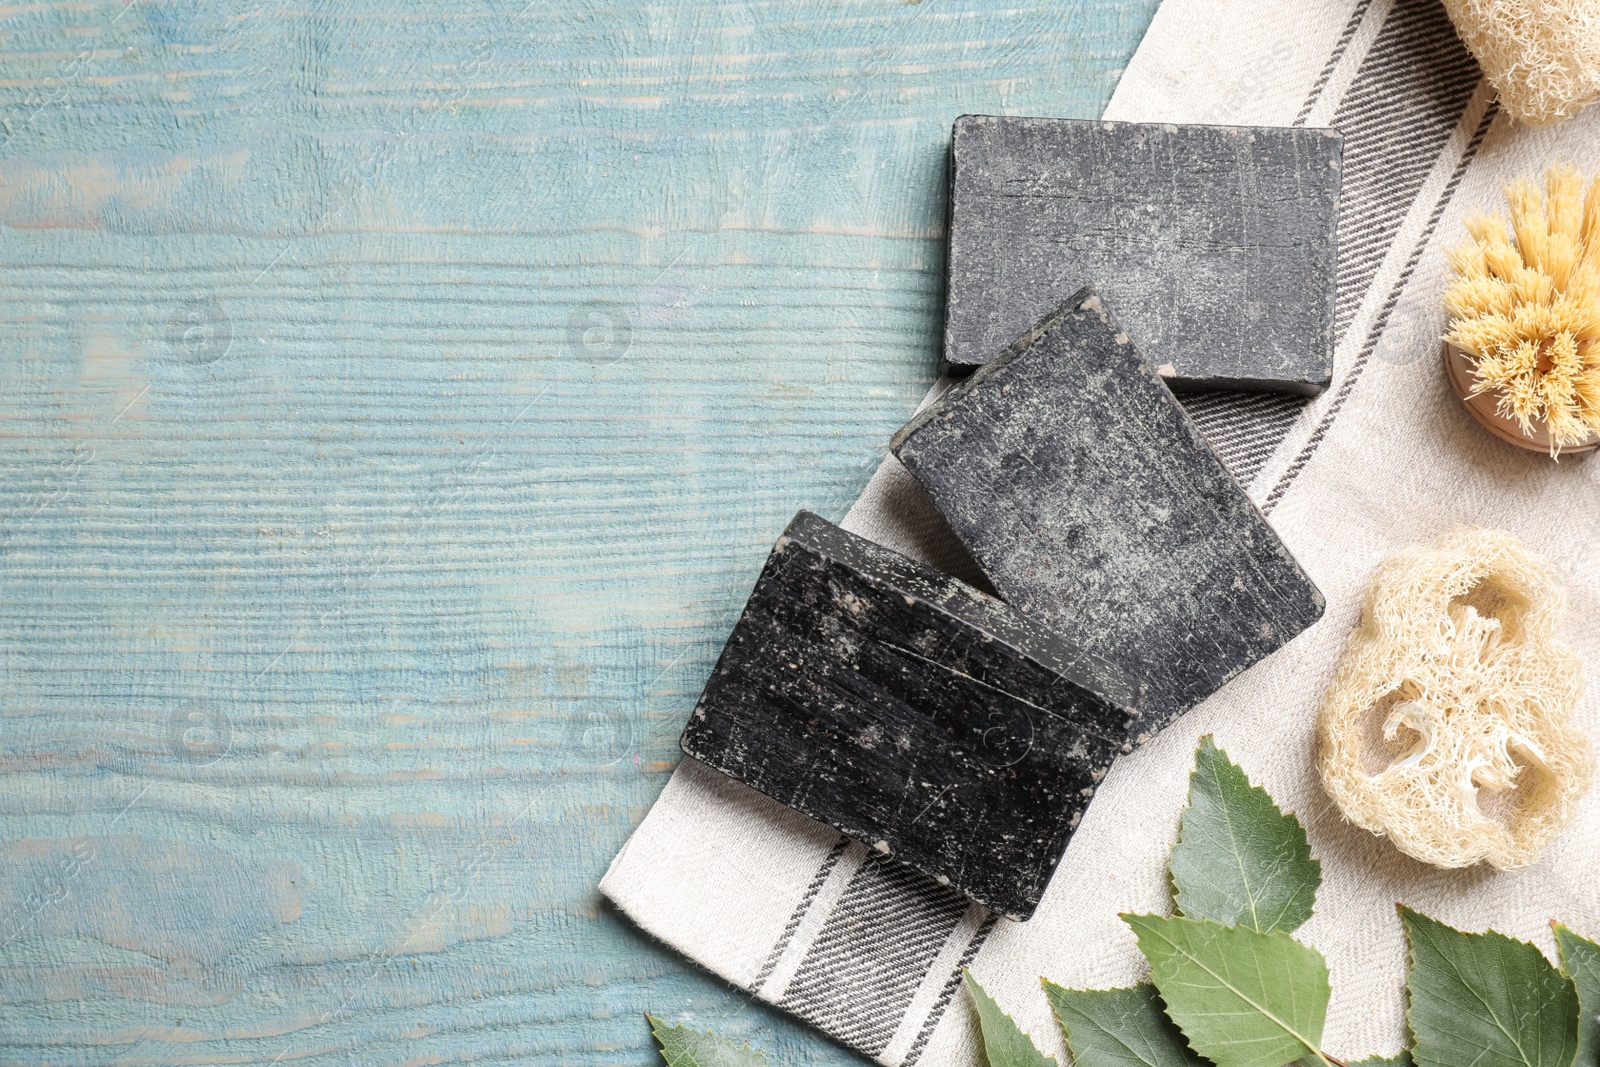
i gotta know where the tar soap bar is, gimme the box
[680,510,1144,920]
[943,114,1341,394]
[895,288,1325,731]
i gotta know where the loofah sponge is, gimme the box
[1318,528,1593,870]
[1444,163,1600,454]
[1441,0,1600,126]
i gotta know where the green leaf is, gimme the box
[965,970,1059,1067]
[1168,736,1320,934]
[1041,980,1203,1067]
[647,1014,772,1067]
[1554,924,1600,1066]
[1125,913,1330,1067]
[1401,907,1579,1067]
[1348,1054,1413,1067]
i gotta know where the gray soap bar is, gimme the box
[943,114,1341,394]
[894,288,1325,731]
[680,510,1144,920]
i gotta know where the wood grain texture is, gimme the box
[0,1,1159,1063]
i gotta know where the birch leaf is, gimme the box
[1042,980,1203,1067]
[1402,907,1579,1067]
[1126,913,1330,1067]
[647,1014,772,1067]
[1169,736,1320,933]
[1553,924,1600,1067]
[966,971,1058,1067]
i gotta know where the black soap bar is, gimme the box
[680,510,1144,920]
[894,288,1325,731]
[943,114,1341,394]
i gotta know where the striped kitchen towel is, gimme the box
[602,1,1600,1063]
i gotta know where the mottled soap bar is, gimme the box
[894,287,1325,731]
[680,510,1143,920]
[942,114,1341,394]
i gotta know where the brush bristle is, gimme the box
[1445,164,1600,454]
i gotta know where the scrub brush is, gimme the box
[1444,163,1600,455]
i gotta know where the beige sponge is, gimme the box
[1441,0,1600,126]
[1318,528,1592,869]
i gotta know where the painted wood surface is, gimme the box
[0,1,1158,1062]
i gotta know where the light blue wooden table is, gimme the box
[0,1,1158,1062]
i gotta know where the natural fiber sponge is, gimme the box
[1440,0,1600,126]
[1318,528,1593,869]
